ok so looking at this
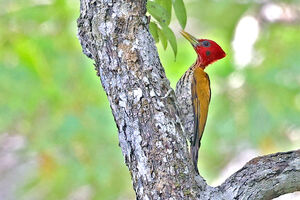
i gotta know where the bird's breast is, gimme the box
[175,67,195,142]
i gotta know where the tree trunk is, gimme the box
[77,0,300,199]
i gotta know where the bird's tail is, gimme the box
[191,81,201,174]
[191,141,200,174]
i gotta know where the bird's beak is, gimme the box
[180,30,199,47]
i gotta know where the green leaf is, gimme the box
[147,1,170,26]
[157,27,168,49]
[161,25,177,58]
[155,0,172,25]
[172,0,187,29]
[149,22,159,43]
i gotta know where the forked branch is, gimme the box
[219,150,300,200]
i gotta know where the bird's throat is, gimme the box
[195,56,207,70]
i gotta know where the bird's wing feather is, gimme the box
[191,67,211,173]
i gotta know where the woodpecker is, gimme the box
[176,31,226,173]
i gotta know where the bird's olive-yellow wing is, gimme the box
[191,67,211,173]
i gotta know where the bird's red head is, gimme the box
[181,31,226,69]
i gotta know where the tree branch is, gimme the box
[219,150,300,200]
[77,0,300,199]
[77,0,202,199]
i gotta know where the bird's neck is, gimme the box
[195,56,206,70]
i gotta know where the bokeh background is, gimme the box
[1,0,300,199]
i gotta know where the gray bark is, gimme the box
[77,0,300,199]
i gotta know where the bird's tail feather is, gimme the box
[191,79,201,174]
[191,141,200,174]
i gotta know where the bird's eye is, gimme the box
[202,41,210,47]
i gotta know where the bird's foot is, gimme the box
[162,89,174,99]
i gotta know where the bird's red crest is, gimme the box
[180,31,226,69]
[194,39,226,68]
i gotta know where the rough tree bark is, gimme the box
[77,0,300,199]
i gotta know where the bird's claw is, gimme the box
[162,89,173,99]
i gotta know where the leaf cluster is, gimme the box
[147,0,187,58]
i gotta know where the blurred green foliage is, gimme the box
[0,0,299,199]
[0,0,132,199]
